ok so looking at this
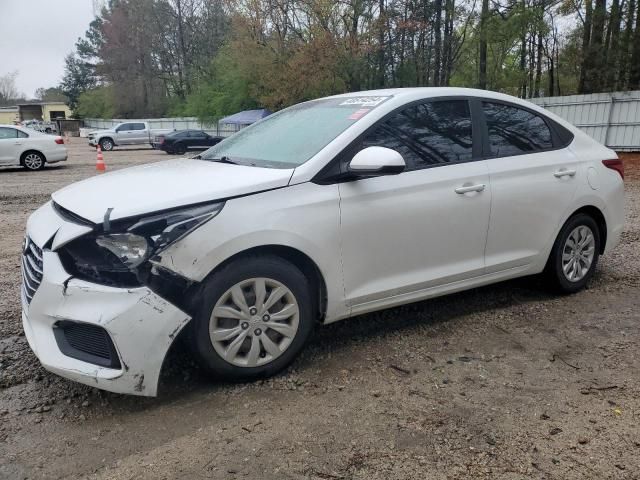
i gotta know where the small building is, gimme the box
[17,102,72,121]
[0,106,19,124]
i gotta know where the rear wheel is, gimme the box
[174,143,187,155]
[545,213,600,293]
[190,256,314,381]
[22,152,45,170]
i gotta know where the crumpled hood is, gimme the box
[52,159,293,223]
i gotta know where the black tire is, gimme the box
[189,255,315,381]
[22,151,45,171]
[100,138,114,151]
[174,143,187,155]
[545,213,601,293]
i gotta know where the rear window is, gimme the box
[482,102,553,157]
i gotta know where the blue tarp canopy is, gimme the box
[219,109,272,125]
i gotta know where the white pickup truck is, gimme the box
[87,122,174,151]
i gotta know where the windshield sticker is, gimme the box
[340,96,390,107]
[348,108,371,120]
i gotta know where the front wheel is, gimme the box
[545,213,600,293]
[100,138,114,151]
[190,256,314,381]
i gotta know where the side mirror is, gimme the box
[348,146,405,175]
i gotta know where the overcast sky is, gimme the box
[0,0,95,98]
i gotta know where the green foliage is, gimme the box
[75,86,116,118]
[176,46,258,123]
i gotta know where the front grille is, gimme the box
[21,237,43,305]
[53,321,121,369]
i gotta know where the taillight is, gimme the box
[602,159,624,179]
[54,137,64,145]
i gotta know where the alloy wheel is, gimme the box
[562,225,596,282]
[209,277,300,367]
[23,153,43,170]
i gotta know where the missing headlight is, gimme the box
[58,201,224,288]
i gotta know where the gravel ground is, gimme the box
[0,140,639,479]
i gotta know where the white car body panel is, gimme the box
[338,160,491,307]
[52,159,294,222]
[0,124,67,166]
[22,87,625,396]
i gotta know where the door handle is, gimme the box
[455,184,486,194]
[14,142,22,145]
[554,169,576,178]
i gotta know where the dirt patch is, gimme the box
[1,139,639,479]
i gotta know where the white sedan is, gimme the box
[0,124,67,170]
[22,88,624,396]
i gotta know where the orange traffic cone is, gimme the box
[96,145,106,172]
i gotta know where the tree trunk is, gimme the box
[605,0,623,90]
[377,0,385,87]
[534,32,543,97]
[478,0,489,89]
[578,0,593,93]
[628,0,640,88]
[433,0,443,86]
[588,0,607,92]
[618,0,635,89]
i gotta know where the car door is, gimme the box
[131,123,149,143]
[337,99,492,310]
[115,123,133,144]
[480,100,580,272]
[0,127,21,164]
[188,131,209,149]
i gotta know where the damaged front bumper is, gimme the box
[22,204,191,396]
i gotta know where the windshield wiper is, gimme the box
[205,155,239,165]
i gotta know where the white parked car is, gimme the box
[22,88,624,396]
[0,124,67,170]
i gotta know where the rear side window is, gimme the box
[18,130,29,138]
[0,127,18,139]
[362,100,473,170]
[132,123,146,130]
[482,102,553,156]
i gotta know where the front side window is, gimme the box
[482,102,553,157]
[201,96,391,168]
[0,127,17,139]
[118,123,132,131]
[361,100,473,170]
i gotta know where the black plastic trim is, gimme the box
[53,320,121,369]
[52,201,95,227]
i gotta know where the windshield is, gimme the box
[201,96,390,168]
